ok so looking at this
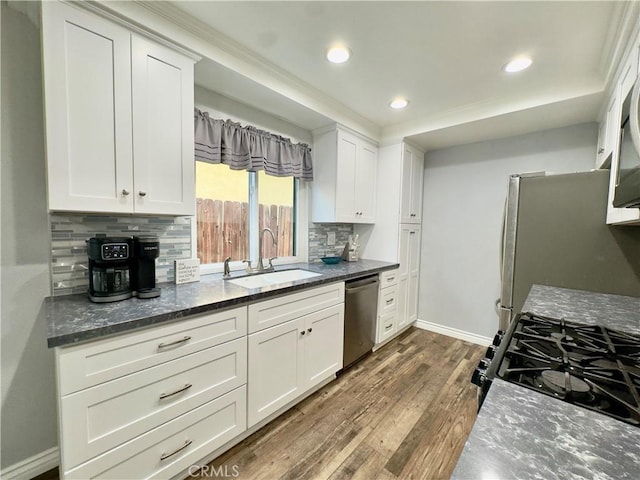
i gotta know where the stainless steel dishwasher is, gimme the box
[343,275,379,369]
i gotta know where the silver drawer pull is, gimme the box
[157,336,191,351]
[385,324,393,330]
[160,439,192,461]
[159,383,192,400]
[387,277,395,282]
[386,298,394,304]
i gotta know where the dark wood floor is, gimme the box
[34,328,484,480]
[193,327,484,480]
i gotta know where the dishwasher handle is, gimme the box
[345,276,379,293]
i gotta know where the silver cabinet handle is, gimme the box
[157,336,191,351]
[307,328,313,333]
[121,189,130,196]
[385,324,394,331]
[160,439,192,461]
[386,298,394,304]
[138,191,147,197]
[159,383,192,400]
[386,276,396,283]
[300,330,306,336]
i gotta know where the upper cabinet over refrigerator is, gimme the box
[41,1,196,215]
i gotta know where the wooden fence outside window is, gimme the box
[196,198,294,264]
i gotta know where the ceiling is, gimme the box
[163,1,636,151]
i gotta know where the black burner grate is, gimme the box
[497,313,640,427]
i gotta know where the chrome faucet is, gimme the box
[223,256,231,278]
[258,228,277,272]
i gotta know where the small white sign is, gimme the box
[175,258,201,284]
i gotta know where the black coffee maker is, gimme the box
[131,236,161,299]
[87,237,133,303]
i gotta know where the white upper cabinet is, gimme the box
[604,28,640,225]
[400,144,425,224]
[596,94,619,169]
[131,36,195,215]
[312,125,378,223]
[41,1,195,215]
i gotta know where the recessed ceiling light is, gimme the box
[503,57,533,73]
[390,98,409,109]
[327,46,351,64]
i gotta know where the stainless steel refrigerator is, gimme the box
[498,169,640,331]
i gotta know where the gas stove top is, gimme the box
[474,312,640,427]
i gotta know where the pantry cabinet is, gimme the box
[400,144,425,224]
[312,125,378,223]
[41,1,195,215]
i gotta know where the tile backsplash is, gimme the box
[308,223,354,262]
[50,214,192,296]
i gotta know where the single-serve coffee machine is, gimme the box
[131,236,161,299]
[87,237,133,303]
[87,236,161,303]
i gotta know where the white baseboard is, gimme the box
[415,319,492,346]
[1,447,59,480]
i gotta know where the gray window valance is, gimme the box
[194,108,313,180]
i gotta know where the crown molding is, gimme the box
[125,1,381,140]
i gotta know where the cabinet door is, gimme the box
[355,141,377,223]
[247,319,304,427]
[396,277,409,330]
[407,226,421,323]
[131,36,195,215]
[41,2,133,213]
[401,145,424,223]
[410,152,424,223]
[302,304,344,386]
[400,146,414,223]
[398,225,421,328]
[335,130,358,222]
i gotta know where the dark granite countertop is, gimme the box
[453,285,640,480]
[45,259,398,348]
[452,380,640,480]
[523,284,640,334]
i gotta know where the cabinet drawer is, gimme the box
[65,386,247,480]
[377,312,397,344]
[60,337,247,470]
[380,269,399,288]
[57,306,247,395]
[248,282,344,333]
[378,284,398,316]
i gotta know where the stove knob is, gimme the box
[492,330,504,346]
[478,358,490,370]
[485,345,496,359]
[471,367,487,387]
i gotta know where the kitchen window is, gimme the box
[195,162,300,274]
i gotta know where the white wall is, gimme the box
[1,0,58,473]
[418,123,597,340]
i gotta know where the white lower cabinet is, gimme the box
[55,307,248,479]
[248,303,344,427]
[376,269,400,345]
[55,284,347,478]
[66,386,246,479]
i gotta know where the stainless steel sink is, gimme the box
[226,269,322,289]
